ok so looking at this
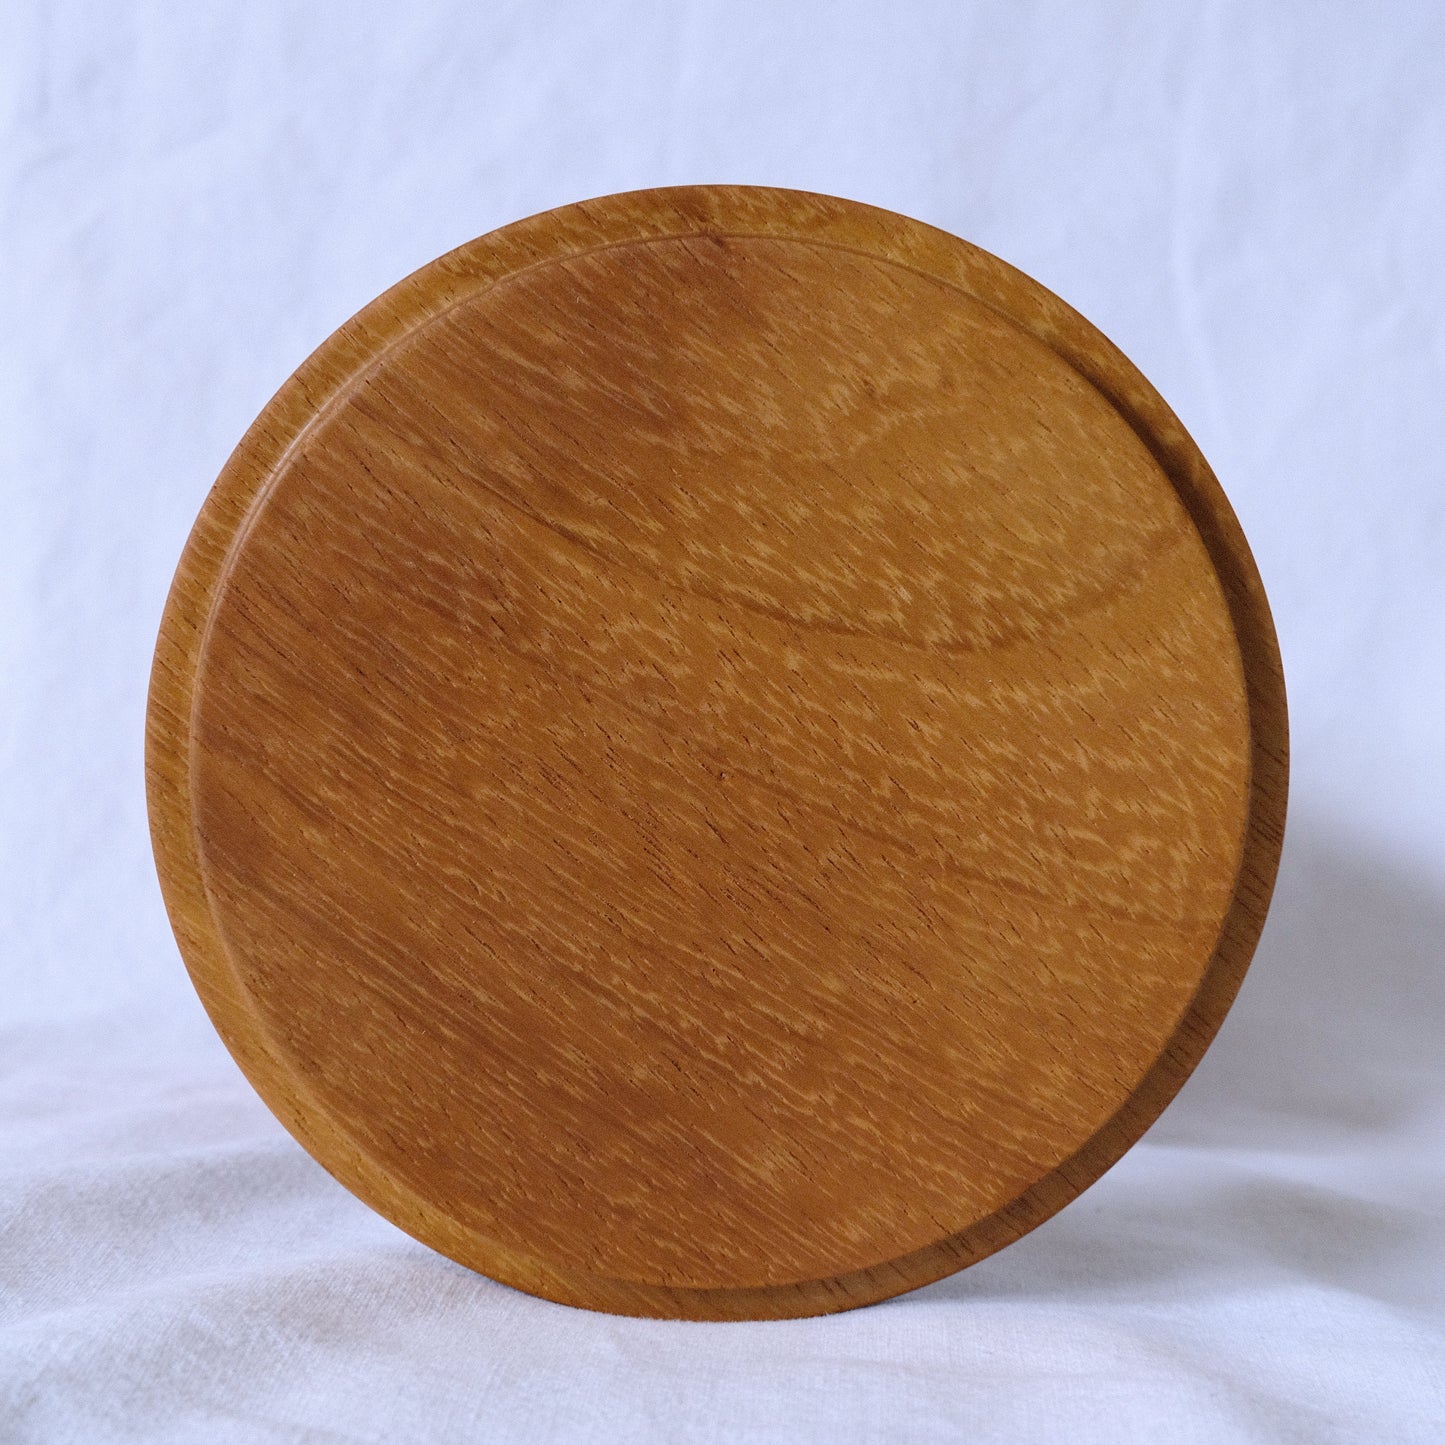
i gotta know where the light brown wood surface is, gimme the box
[146,185,1287,1320]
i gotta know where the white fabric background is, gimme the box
[3,1,1443,1439]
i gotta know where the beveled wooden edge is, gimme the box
[146,185,1288,1320]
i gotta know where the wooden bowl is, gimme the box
[147,186,1287,1319]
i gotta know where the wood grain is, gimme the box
[146,185,1288,1319]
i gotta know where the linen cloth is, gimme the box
[3,2,1443,1439]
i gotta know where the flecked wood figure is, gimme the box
[147,186,1288,1320]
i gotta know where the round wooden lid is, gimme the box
[147,186,1287,1320]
